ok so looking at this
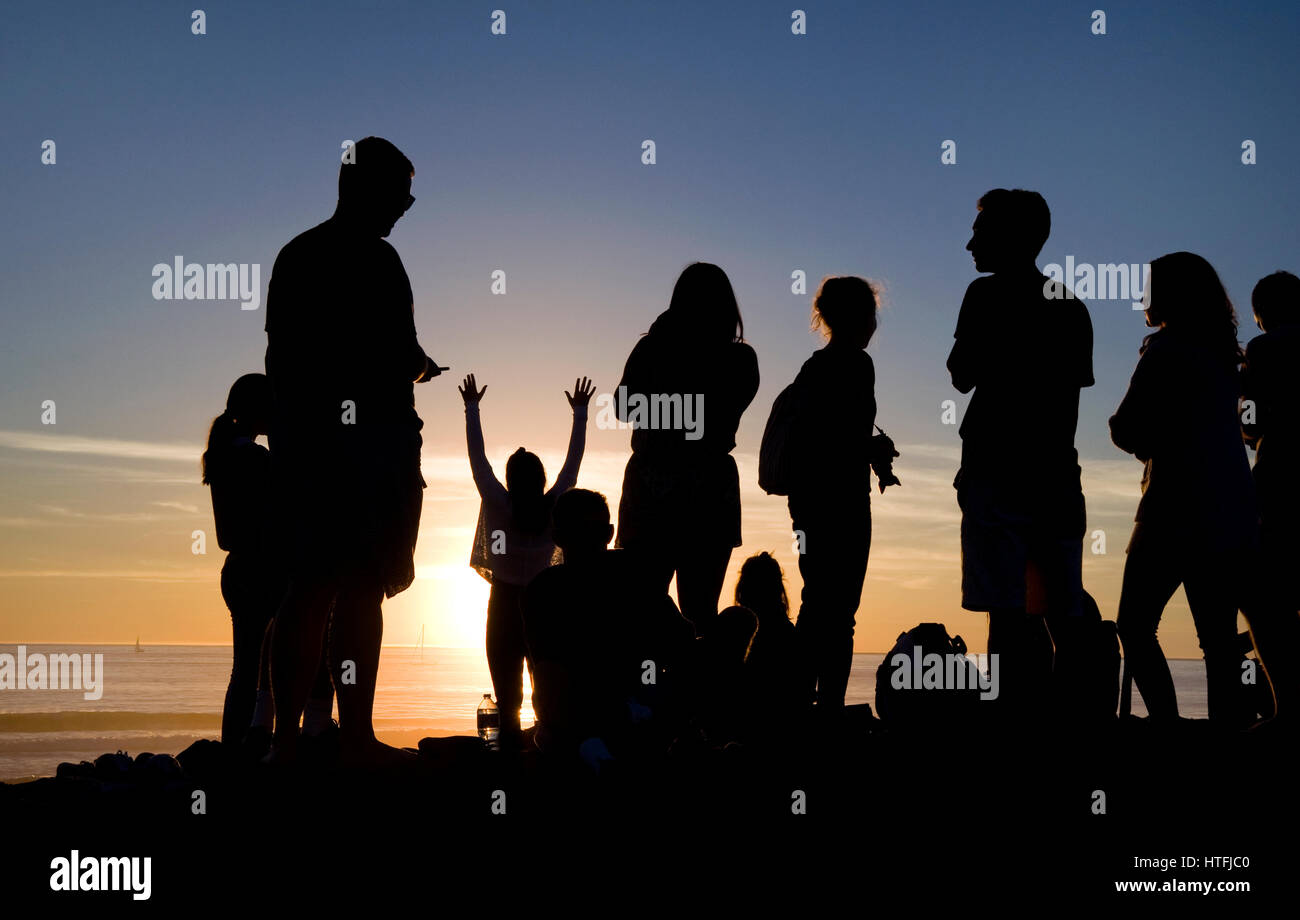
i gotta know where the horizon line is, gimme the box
[0,641,1202,661]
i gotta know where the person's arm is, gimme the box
[615,338,651,422]
[552,377,595,494]
[735,343,761,415]
[459,374,508,503]
[389,252,446,383]
[1109,343,1164,461]
[947,281,985,394]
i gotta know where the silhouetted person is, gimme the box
[524,489,693,768]
[263,136,447,765]
[614,263,760,633]
[689,605,759,746]
[459,373,593,744]
[1239,270,1300,724]
[781,277,897,712]
[948,189,1093,721]
[203,374,285,745]
[1110,252,1256,726]
[733,552,813,730]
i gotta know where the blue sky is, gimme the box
[2,1,1297,653]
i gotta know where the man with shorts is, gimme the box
[948,188,1094,721]
[264,136,446,765]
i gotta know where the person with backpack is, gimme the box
[759,276,899,713]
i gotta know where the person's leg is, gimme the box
[221,559,267,744]
[1115,535,1182,721]
[1242,526,1300,721]
[674,544,733,635]
[485,581,527,736]
[1184,562,1250,727]
[268,575,334,760]
[1036,535,1088,719]
[302,643,336,736]
[330,572,403,762]
[247,618,276,734]
[987,606,1052,722]
[984,544,1051,722]
[791,501,861,712]
[792,514,826,706]
[815,544,868,713]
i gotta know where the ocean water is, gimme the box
[0,644,1209,782]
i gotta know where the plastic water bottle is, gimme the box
[477,694,500,750]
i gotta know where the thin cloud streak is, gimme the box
[0,430,199,464]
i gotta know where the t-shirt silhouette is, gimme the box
[263,216,431,593]
[948,270,1093,499]
[788,343,877,498]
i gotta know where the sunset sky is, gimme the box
[2,1,1298,658]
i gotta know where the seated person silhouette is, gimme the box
[523,489,693,771]
[733,552,814,736]
[687,605,759,748]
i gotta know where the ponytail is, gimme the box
[200,411,238,485]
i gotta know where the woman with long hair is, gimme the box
[614,262,760,633]
[460,373,594,742]
[1110,252,1257,726]
[203,373,285,745]
[734,551,813,727]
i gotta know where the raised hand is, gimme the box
[565,376,596,410]
[458,373,487,405]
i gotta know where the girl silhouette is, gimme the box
[202,374,285,745]
[460,373,594,742]
[780,277,894,712]
[1110,252,1257,726]
[614,263,760,633]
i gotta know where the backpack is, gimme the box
[758,380,805,495]
[1062,592,1121,721]
[874,623,983,725]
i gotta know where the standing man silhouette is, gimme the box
[264,136,446,765]
[948,189,1094,721]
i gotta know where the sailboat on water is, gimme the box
[417,624,425,660]
[134,636,143,653]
